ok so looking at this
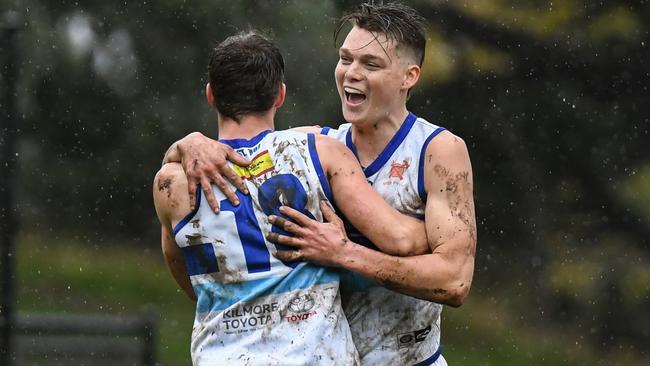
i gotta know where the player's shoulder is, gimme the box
[155,162,186,184]
[289,125,323,134]
[424,129,470,164]
[424,130,471,171]
[313,132,347,151]
[312,133,355,171]
[153,163,189,206]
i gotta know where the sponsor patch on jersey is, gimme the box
[397,325,431,348]
[285,293,318,323]
[233,150,274,179]
[222,301,279,334]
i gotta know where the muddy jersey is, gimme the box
[174,130,358,366]
[322,112,447,366]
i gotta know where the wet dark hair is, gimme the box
[335,1,427,66]
[208,31,284,121]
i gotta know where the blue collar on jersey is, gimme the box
[219,130,273,149]
[345,112,418,177]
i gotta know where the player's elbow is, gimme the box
[423,267,473,307]
[389,228,427,256]
[443,284,470,308]
[391,236,418,256]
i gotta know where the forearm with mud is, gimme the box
[336,241,471,307]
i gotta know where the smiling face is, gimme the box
[335,26,420,128]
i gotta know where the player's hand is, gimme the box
[267,201,349,267]
[177,132,251,213]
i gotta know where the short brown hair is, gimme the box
[208,31,284,121]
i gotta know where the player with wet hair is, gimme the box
[163,2,476,365]
[153,29,429,365]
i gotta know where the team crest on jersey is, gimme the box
[232,150,274,179]
[388,159,410,180]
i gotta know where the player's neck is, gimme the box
[351,108,409,166]
[217,111,275,140]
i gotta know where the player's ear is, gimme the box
[273,83,286,108]
[206,83,217,107]
[402,64,420,91]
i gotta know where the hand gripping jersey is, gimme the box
[322,113,447,366]
[173,130,359,366]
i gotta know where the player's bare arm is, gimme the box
[162,132,251,213]
[271,135,430,260]
[153,163,198,301]
[269,131,476,307]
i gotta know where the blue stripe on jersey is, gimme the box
[417,127,446,201]
[172,188,202,236]
[345,112,418,177]
[219,130,273,148]
[344,128,360,162]
[413,346,442,366]
[221,191,271,273]
[320,126,331,135]
[182,243,219,276]
[193,263,339,313]
[307,133,333,202]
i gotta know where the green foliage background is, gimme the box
[1,0,648,364]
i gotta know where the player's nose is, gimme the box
[344,61,364,81]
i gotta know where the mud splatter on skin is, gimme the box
[327,167,358,181]
[382,273,451,303]
[433,163,450,179]
[158,177,173,191]
[157,177,174,198]
[437,165,477,253]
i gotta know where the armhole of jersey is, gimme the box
[417,127,446,201]
[172,187,202,236]
[307,133,334,202]
[320,126,331,135]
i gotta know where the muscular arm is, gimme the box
[270,132,476,306]
[343,133,475,305]
[153,163,197,301]
[316,135,429,256]
[160,225,197,301]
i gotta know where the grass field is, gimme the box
[13,232,647,365]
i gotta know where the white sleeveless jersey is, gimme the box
[173,130,359,366]
[322,113,448,366]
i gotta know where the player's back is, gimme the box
[173,129,358,366]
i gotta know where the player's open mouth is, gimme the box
[344,87,366,105]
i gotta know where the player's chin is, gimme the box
[342,107,367,126]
